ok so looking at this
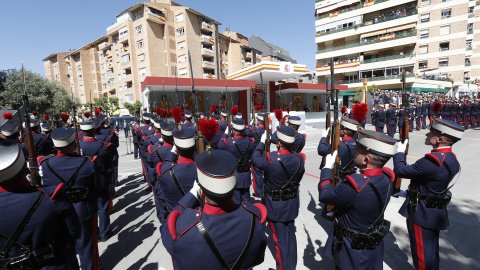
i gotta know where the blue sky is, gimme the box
[0,0,316,76]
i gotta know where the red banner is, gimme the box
[253,86,265,111]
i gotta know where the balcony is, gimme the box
[202,61,215,69]
[201,48,215,57]
[121,60,131,67]
[98,42,112,50]
[316,10,417,38]
[316,30,416,57]
[362,53,413,64]
[256,53,262,59]
[201,22,214,32]
[245,52,252,59]
[316,0,391,20]
[467,30,474,35]
[201,35,214,44]
[203,74,216,79]
[336,73,415,85]
[146,11,166,25]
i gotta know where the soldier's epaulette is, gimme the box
[83,155,97,162]
[250,137,255,143]
[148,145,154,155]
[242,201,267,224]
[38,154,55,164]
[382,167,395,182]
[301,133,307,138]
[294,152,306,162]
[168,208,202,240]
[37,183,64,199]
[103,142,112,148]
[221,137,233,145]
[425,152,446,166]
[345,174,369,193]
[157,162,175,177]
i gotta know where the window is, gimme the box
[119,86,123,92]
[101,73,106,79]
[77,65,82,71]
[466,39,473,50]
[179,68,188,76]
[420,29,429,39]
[439,58,448,67]
[220,49,223,54]
[176,27,185,36]
[469,7,475,18]
[119,26,128,39]
[439,42,449,51]
[178,54,187,63]
[421,0,430,6]
[467,23,473,33]
[421,13,430,23]
[106,69,113,76]
[465,57,471,66]
[175,13,184,22]
[78,75,83,81]
[118,74,122,81]
[440,25,450,35]
[108,78,114,85]
[441,9,451,19]
[139,67,146,76]
[419,45,428,54]
[177,41,186,50]
[121,54,130,63]
[100,63,105,70]
[138,54,145,62]
[102,84,107,90]
[134,11,143,20]
[135,25,143,34]
[419,61,428,69]
[137,40,144,49]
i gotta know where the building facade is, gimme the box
[314,0,480,96]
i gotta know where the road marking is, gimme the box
[305,172,320,179]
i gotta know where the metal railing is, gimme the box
[336,73,414,84]
[316,30,416,54]
[317,10,417,37]
[316,0,391,20]
[361,53,413,64]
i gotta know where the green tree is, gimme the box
[93,97,120,116]
[0,69,72,115]
[124,100,143,117]
[353,84,378,102]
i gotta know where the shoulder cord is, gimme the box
[45,158,88,187]
[366,175,391,233]
[196,213,256,270]
[0,192,46,258]
[232,140,251,164]
[169,168,186,196]
[276,155,303,189]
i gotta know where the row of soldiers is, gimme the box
[372,97,479,139]
[0,110,119,270]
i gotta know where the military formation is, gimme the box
[0,87,468,270]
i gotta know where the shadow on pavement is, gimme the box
[383,226,414,270]
[127,238,160,269]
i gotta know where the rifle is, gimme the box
[320,63,333,169]
[21,63,40,186]
[71,88,80,155]
[89,89,93,119]
[393,71,409,195]
[321,87,341,221]
[188,50,205,154]
[260,71,270,156]
[251,87,256,127]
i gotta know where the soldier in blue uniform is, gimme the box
[318,117,358,176]
[180,111,195,129]
[451,99,459,125]
[137,113,153,185]
[79,120,114,242]
[319,129,396,269]
[147,121,175,221]
[161,150,267,270]
[219,110,228,133]
[374,104,386,133]
[252,126,305,270]
[415,101,423,131]
[245,113,267,197]
[217,119,255,204]
[468,99,476,128]
[386,103,397,138]
[156,128,197,222]
[31,119,54,156]
[393,118,464,270]
[397,104,407,141]
[474,98,480,126]
[271,116,306,153]
[142,118,164,190]
[0,140,81,270]
[132,122,140,159]
[209,115,224,148]
[409,103,416,131]
[421,99,428,129]
[1,116,29,157]
[39,127,101,270]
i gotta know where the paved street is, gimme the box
[99,125,480,270]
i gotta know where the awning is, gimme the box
[141,77,256,92]
[227,61,308,83]
[387,23,416,33]
[360,29,386,39]
[271,82,348,94]
[316,0,360,15]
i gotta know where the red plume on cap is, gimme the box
[210,104,216,113]
[285,106,291,114]
[98,107,102,112]
[3,112,13,120]
[143,108,147,111]
[282,115,289,126]
[161,109,168,118]
[431,102,443,116]
[154,107,162,116]
[352,103,368,123]
[94,109,101,116]
[340,106,347,114]
[84,112,91,119]
[44,114,50,121]
[171,106,182,123]
[60,113,69,123]
[255,105,262,111]
[274,109,283,122]
[230,105,238,116]
[185,104,189,109]
[33,111,38,116]
[198,118,219,142]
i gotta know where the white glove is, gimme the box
[159,137,164,144]
[170,145,177,154]
[321,128,330,138]
[324,150,337,170]
[224,126,229,135]
[260,131,267,144]
[250,119,254,126]
[395,139,408,154]
[189,180,201,199]
[393,190,407,198]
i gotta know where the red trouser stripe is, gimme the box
[268,219,283,270]
[251,165,257,195]
[414,223,425,270]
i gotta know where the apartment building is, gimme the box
[43,52,71,94]
[314,0,480,96]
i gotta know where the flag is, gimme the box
[329,11,338,17]
[316,62,320,69]
[364,0,374,7]
[159,15,166,22]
